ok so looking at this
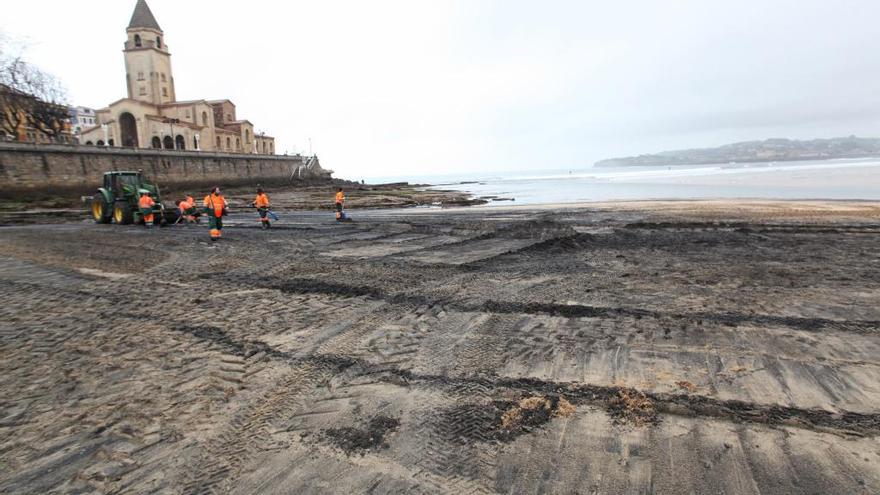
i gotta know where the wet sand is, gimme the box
[1,200,879,494]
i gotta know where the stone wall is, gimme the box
[0,142,330,196]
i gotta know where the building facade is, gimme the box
[80,0,276,154]
[69,106,96,137]
[0,84,75,144]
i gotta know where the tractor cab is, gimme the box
[104,172,139,193]
[103,172,156,198]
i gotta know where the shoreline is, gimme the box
[341,198,880,220]
[414,158,880,206]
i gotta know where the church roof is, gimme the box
[160,100,208,106]
[128,0,162,31]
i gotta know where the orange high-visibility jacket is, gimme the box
[139,195,155,209]
[203,194,227,217]
[254,193,270,208]
[179,199,192,212]
[335,191,345,204]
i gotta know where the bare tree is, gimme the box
[0,34,69,141]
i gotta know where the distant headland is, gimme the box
[595,136,880,167]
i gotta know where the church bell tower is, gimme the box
[123,0,176,105]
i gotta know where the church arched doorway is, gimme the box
[119,112,139,148]
[175,135,185,150]
[152,137,162,149]
[163,136,174,149]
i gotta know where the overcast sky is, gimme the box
[3,0,879,179]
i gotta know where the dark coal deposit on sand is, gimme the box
[1,200,880,494]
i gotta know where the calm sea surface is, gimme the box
[371,158,880,206]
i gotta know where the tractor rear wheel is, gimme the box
[113,202,134,225]
[92,197,112,224]
[162,208,180,226]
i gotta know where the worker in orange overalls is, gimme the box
[178,196,197,224]
[203,187,228,241]
[252,188,271,229]
[185,194,200,223]
[334,187,346,221]
[138,191,156,228]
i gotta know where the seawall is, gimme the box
[0,142,331,197]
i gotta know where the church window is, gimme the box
[226,114,231,122]
[162,87,168,97]
[202,112,209,126]
[226,137,231,149]
[134,34,142,47]
[236,138,241,150]
[156,37,162,49]
[263,142,267,153]
[139,86,147,96]
[216,136,221,148]
[270,143,274,154]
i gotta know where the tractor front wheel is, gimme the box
[113,202,134,225]
[92,197,112,224]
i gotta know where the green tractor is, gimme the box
[91,171,179,225]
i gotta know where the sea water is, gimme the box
[374,158,880,206]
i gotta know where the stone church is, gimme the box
[80,0,276,155]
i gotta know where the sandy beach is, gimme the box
[1,200,879,494]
